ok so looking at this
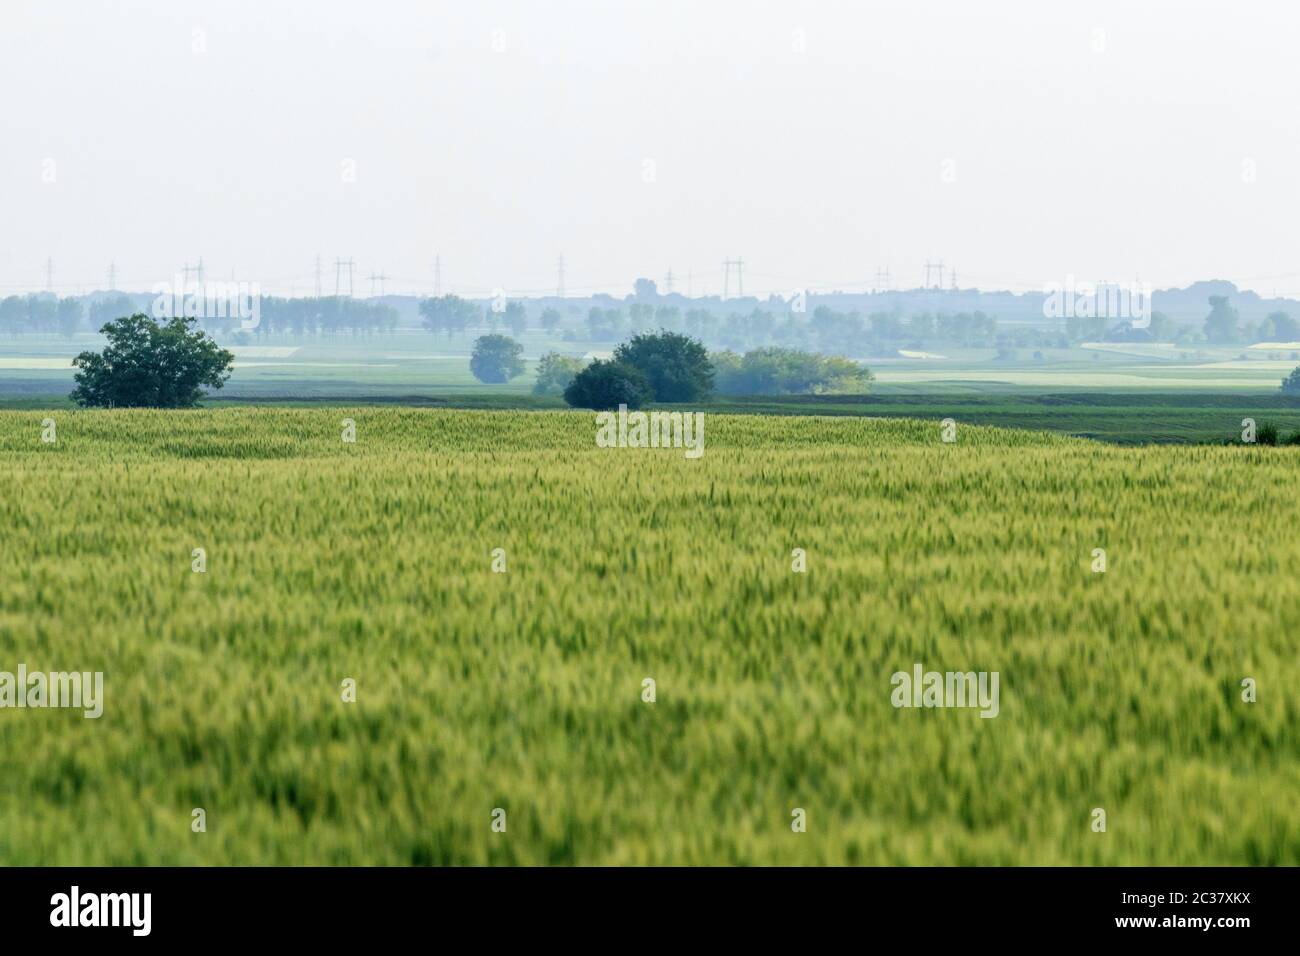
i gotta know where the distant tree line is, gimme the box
[0,295,86,337]
[7,286,1299,355]
[419,293,1007,355]
[2,293,401,340]
[420,295,566,339]
[421,291,1300,356]
[200,296,398,339]
[1198,296,1298,346]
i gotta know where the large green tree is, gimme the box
[563,359,652,410]
[532,351,585,396]
[71,314,233,408]
[469,334,525,384]
[613,330,713,402]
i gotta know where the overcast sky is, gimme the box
[3,0,1298,299]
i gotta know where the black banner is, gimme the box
[0,866,1288,943]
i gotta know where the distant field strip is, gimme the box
[0,409,1295,864]
[872,369,1285,388]
[0,358,74,369]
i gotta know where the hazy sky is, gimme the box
[3,0,1298,299]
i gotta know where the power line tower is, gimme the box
[434,254,441,296]
[722,257,745,298]
[949,267,957,290]
[334,258,355,297]
[663,268,674,294]
[874,266,891,292]
[45,257,54,293]
[687,269,693,299]
[197,257,205,284]
[556,255,565,299]
[314,255,323,298]
[108,261,117,291]
[367,272,389,297]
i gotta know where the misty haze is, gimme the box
[0,0,1294,937]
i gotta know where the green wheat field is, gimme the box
[0,408,1296,865]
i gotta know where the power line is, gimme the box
[25,258,1300,301]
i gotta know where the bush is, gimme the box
[1233,420,1300,446]
[532,352,585,396]
[613,330,713,402]
[71,314,233,408]
[712,347,873,396]
[563,359,652,410]
[469,334,525,384]
[1281,366,1300,394]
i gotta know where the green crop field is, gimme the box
[703,392,1300,444]
[0,408,1296,865]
